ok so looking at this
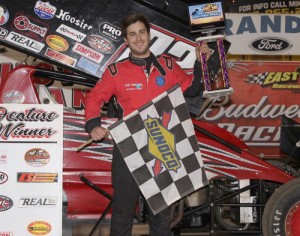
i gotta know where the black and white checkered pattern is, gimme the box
[108,84,207,215]
[247,72,268,84]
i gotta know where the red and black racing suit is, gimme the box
[84,53,202,236]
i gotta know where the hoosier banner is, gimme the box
[108,84,208,215]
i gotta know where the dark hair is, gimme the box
[121,13,150,38]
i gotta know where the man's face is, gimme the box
[124,21,151,58]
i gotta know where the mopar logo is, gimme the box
[99,22,121,41]
[250,37,292,53]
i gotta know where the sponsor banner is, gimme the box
[229,0,300,14]
[0,104,63,235]
[201,61,300,158]
[225,13,300,55]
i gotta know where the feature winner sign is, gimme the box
[0,104,63,236]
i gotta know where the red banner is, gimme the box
[203,61,300,158]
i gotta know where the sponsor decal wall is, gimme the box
[0,0,196,79]
[0,104,63,235]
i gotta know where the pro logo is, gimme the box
[99,22,121,41]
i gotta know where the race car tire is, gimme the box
[262,177,300,236]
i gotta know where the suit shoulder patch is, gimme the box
[162,56,173,70]
[108,63,118,76]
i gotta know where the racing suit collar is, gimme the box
[129,53,166,76]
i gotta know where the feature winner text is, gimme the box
[0,107,59,140]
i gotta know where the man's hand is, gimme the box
[90,126,109,141]
[196,41,211,62]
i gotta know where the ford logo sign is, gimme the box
[249,37,292,53]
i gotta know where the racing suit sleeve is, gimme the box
[169,59,203,97]
[84,69,116,133]
[183,60,204,98]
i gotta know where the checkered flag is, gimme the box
[108,84,208,215]
[246,72,268,84]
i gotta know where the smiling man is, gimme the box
[84,13,211,236]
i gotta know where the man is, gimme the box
[84,13,211,236]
